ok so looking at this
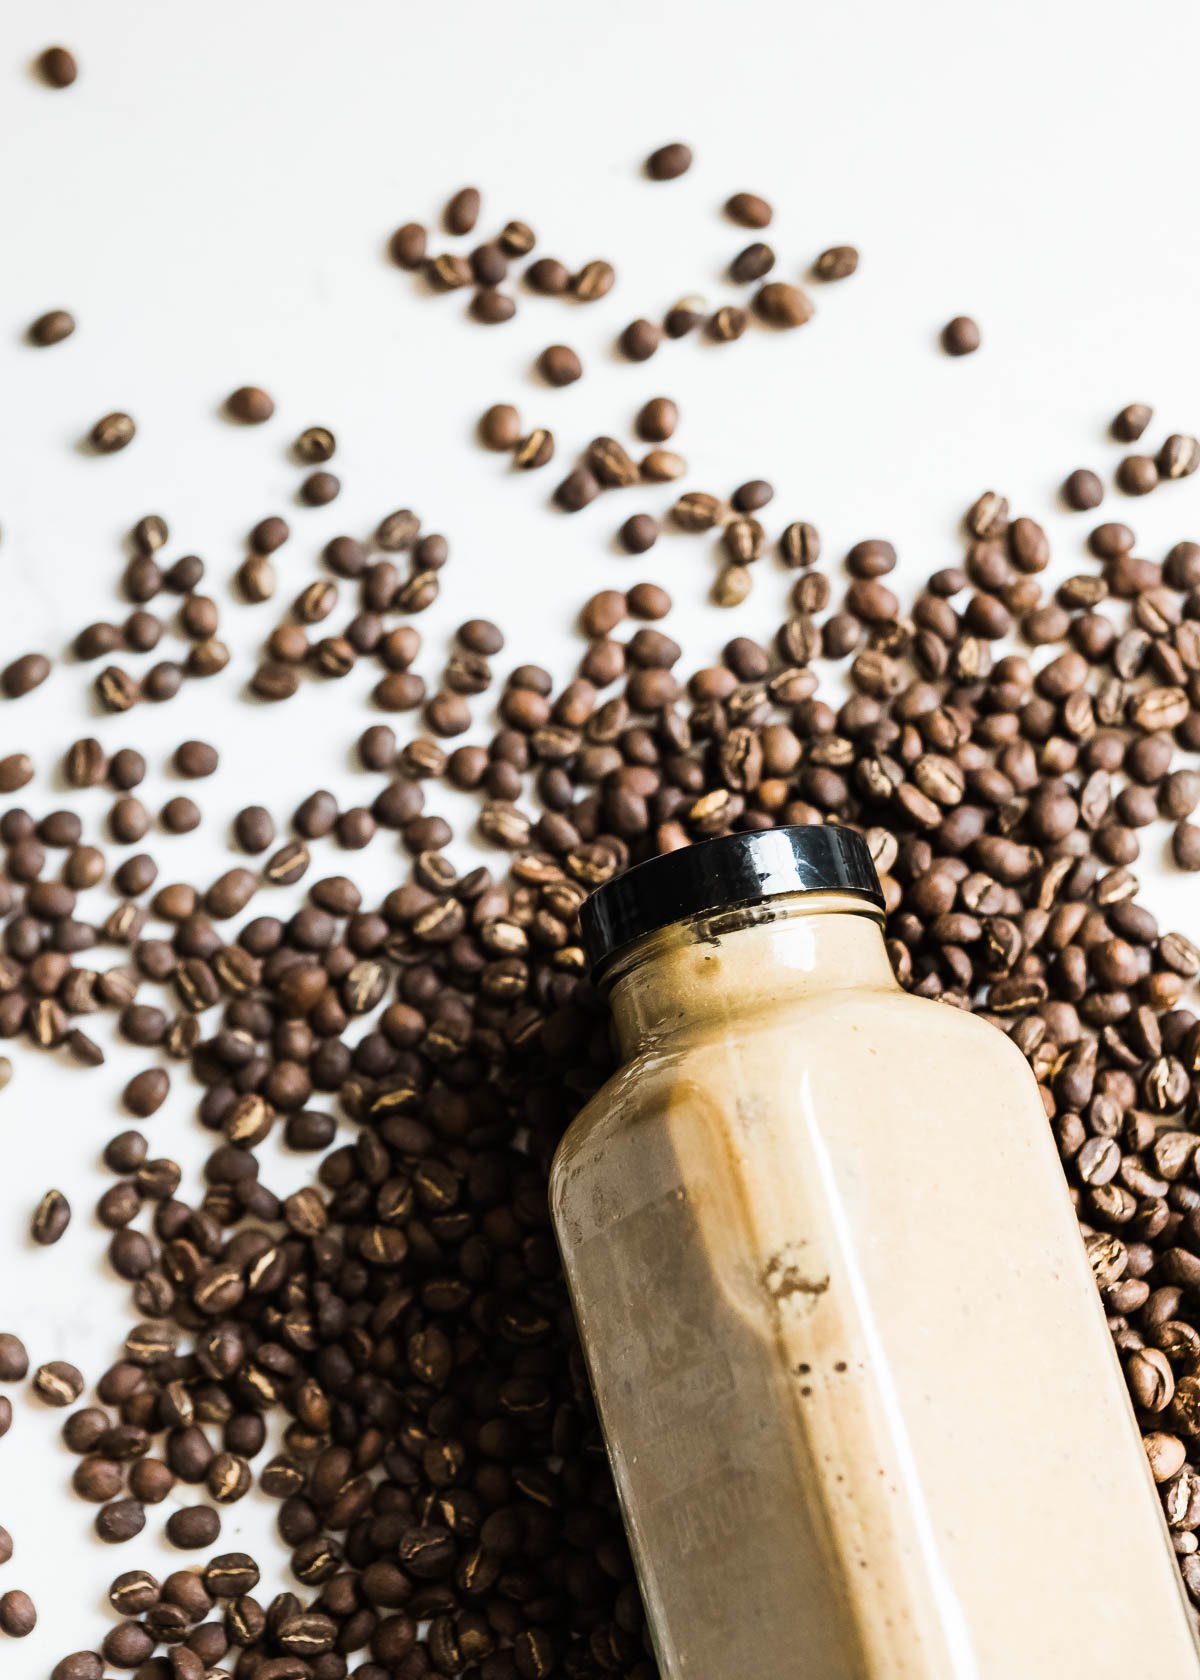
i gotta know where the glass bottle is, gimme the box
[550,826,1198,1679]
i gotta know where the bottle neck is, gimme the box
[606,892,897,1059]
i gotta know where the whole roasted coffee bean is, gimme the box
[664,293,705,336]
[1117,454,1159,496]
[293,426,335,463]
[572,259,616,300]
[109,1570,160,1614]
[0,753,33,791]
[514,427,554,469]
[164,553,203,591]
[942,316,981,355]
[444,185,481,234]
[388,222,426,267]
[300,470,340,505]
[470,286,516,324]
[707,305,748,341]
[29,308,75,345]
[554,468,600,512]
[814,244,859,280]
[237,555,275,601]
[480,404,521,450]
[525,255,570,293]
[234,806,275,852]
[498,219,535,254]
[1159,435,1200,480]
[641,447,687,481]
[619,515,658,554]
[52,1655,104,1680]
[730,242,775,282]
[725,191,772,227]
[95,1500,145,1543]
[161,796,200,833]
[2,653,50,698]
[31,1189,70,1245]
[96,666,139,712]
[251,662,299,701]
[635,397,678,442]
[618,318,661,360]
[1063,469,1103,510]
[1112,402,1153,441]
[0,1590,35,1636]
[646,140,692,179]
[249,515,289,554]
[733,479,774,512]
[428,252,472,289]
[33,1360,84,1405]
[166,1505,221,1549]
[89,412,136,452]
[713,565,752,607]
[124,1069,169,1117]
[174,740,218,778]
[37,45,78,85]
[226,386,274,423]
[755,282,814,327]
[537,345,582,386]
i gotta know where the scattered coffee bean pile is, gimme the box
[7,140,1200,1676]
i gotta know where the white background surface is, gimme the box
[3,0,1200,1669]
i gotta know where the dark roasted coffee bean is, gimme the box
[618,318,661,360]
[31,1188,70,1245]
[166,1505,221,1549]
[0,1334,29,1380]
[730,242,775,282]
[1112,402,1153,441]
[226,386,274,423]
[725,191,772,227]
[525,256,570,294]
[37,45,77,86]
[89,412,136,452]
[480,404,521,450]
[571,259,615,300]
[754,283,813,328]
[33,1360,84,1405]
[941,316,981,356]
[646,141,692,179]
[536,345,582,387]
[814,244,859,280]
[300,470,340,505]
[618,514,658,554]
[29,308,75,345]
[1063,468,1103,510]
[2,653,50,698]
[95,1499,145,1543]
[554,467,600,512]
[0,1590,36,1636]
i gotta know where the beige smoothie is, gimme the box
[552,846,1200,1679]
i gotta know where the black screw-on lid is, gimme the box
[580,824,884,978]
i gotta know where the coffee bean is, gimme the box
[536,345,582,387]
[525,256,570,294]
[634,397,678,443]
[571,260,615,301]
[665,295,706,336]
[300,470,340,505]
[444,186,481,234]
[226,387,274,424]
[733,479,773,512]
[814,245,859,280]
[173,740,218,779]
[29,309,75,345]
[388,223,427,268]
[0,1335,27,1381]
[1174,823,1200,871]
[166,1505,221,1549]
[161,797,200,834]
[89,412,136,452]
[31,1189,70,1245]
[123,1068,169,1118]
[1160,436,1200,480]
[108,1570,159,1615]
[514,428,554,469]
[429,252,472,289]
[52,1655,103,1680]
[1063,469,1104,510]
[646,141,692,179]
[725,192,772,228]
[1117,455,1159,496]
[713,565,752,607]
[754,281,814,328]
[237,555,275,602]
[293,426,335,463]
[95,1500,145,1543]
[1113,402,1153,441]
[554,468,600,513]
[730,242,775,282]
[0,1590,35,1636]
[935,317,984,361]
[33,1361,84,1406]
[480,404,521,450]
[498,219,535,255]
[618,515,658,554]
[641,448,687,481]
[96,667,139,712]
[618,319,661,361]
[707,305,748,341]
[37,45,77,86]
[2,654,50,698]
[165,554,204,592]
[0,754,33,792]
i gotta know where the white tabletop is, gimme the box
[2,0,1200,1667]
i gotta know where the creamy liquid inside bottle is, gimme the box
[550,826,1200,1679]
